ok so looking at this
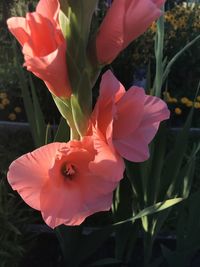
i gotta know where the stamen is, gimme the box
[61,163,76,179]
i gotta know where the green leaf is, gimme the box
[71,94,88,137]
[89,258,122,266]
[12,41,46,148]
[29,74,46,147]
[52,95,71,120]
[125,160,146,210]
[54,117,70,142]
[59,9,70,39]
[159,107,194,199]
[147,123,167,204]
[153,10,165,97]
[66,0,98,44]
[162,34,200,84]
[114,198,183,226]
[45,123,52,144]
[52,95,79,140]
[112,178,137,261]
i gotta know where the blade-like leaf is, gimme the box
[71,94,88,137]
[67,0,98,44]
[154,10,164,97]
[89,258,122,266]
[162,34,200,84]
[54,117,70,142]
[114,198,183,226]
[29,74,46,147]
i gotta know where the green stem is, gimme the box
[153,6,165,97]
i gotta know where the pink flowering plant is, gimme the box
[6,0,197,265]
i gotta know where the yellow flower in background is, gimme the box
[185,100,193,107]
[175,107,182,115]
[0,92,8,99]
[167,97,177,103]
[0,103,5,110]
[14,107,22,113]
[171,97,178,103]
[194,102,200,109]
[165,13,175,23]
[197,96,200,101]
[8,113,16,121]
[181,97,189,104]
[1,98,10,106]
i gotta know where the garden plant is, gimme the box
[1,0,200,266]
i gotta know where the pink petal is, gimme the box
[7,17,29,46]
[91,70,125,142]
[113,87,145,139]
[96,0,126,63]
[113,132,150,162]
[124,0,162,48]
[96,0,164,64]
[36,0,60,26]
[24,42,71,98]
[40,169,115,228]
[113,94,170,162]
[40,177,84,227]
[24,12,60,57]
[7,143,65,210]
[137,95,170,143]
[99,70,125,104]
[89,128,125,183]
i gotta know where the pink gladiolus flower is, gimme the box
[96,0,165,64]
[90,70,170,162]
[7,135,124,228]
[7,0,71,98]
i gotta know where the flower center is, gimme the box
[61,163,76,179]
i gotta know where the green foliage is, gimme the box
[111,10,200,266]
[1,2,200,267]
[12,42,47,148]
[161,190,200,267]
[0,179,32,267]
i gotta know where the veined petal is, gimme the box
[100,70,126,102]
[113,94,170,161]
[124,0,163,48]
[7,142,66,210]
[91,70,125,142]
[36,0,60,25]
[90,128,125,183]
[137,95,170,143]
[113,132,150,162]
[7,17,29,46]
[41,171,114,228]
[113,87,145,139]
[40,177,84,228]
[96,0,164,64]
[24,42,71,98]
[25,12,60,57]
[96,0,126,63]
